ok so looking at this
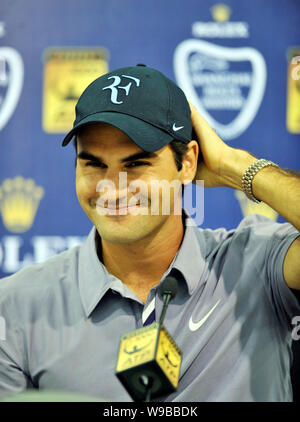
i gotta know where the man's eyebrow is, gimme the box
[120,151,158,162]
[77,151,103,162]
[77,150,158,163]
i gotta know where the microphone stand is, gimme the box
[141,290,172,403]
[115,276,182,402]
[140,375,153,402]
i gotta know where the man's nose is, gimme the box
[96,170,128,201]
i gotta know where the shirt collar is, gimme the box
[78,227,113,318]
[78,208,207,318]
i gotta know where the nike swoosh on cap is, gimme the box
[189,299,221,332]
[172,123,184,131]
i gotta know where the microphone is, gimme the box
[115,276,182,402]
[159,276,178,324]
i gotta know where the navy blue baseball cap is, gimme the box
[62,64,193,152]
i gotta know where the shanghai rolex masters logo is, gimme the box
[0,176,44,233]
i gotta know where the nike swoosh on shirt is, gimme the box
[172,123,184,131]
[189,300,221,332]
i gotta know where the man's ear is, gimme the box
[180,140,199,185]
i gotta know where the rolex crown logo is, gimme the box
[0,176,44,233]
[210,3,231,22]
[234,190,278,221]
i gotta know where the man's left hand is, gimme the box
[189,101,256,189]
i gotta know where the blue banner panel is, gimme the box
[0,0,299,278]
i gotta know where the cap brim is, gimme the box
[62,112,175,152]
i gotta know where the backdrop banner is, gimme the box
[0,0,299,278]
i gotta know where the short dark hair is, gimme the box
[169,140,188,171]
[72,136,190,170]
[170,128,204,170]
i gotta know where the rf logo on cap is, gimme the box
[102,75,141,105]
[62,64,193,150]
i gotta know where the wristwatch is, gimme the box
[241,159,279,203]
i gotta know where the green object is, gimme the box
[62,64,193,152]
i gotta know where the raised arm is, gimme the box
[189,102,300,290]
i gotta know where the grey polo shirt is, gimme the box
[0,211,300,402]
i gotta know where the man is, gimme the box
[0,64,300,402]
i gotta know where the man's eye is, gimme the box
[126,161,150,168]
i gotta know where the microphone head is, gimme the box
[160,276,178,300]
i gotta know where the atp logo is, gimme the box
[102,74,140,104]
